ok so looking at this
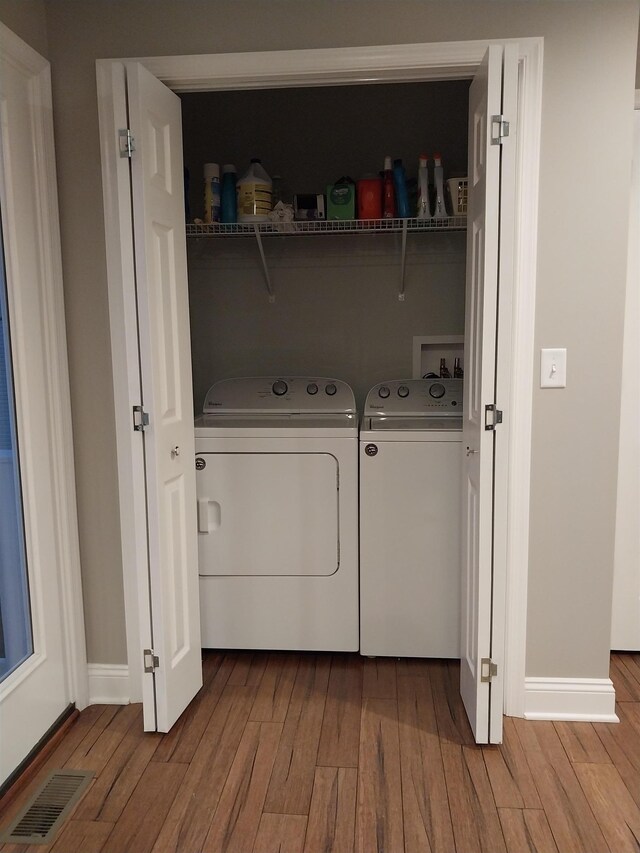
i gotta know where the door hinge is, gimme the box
[481,658,498,682]
[132,405,150,432]
[491,115,510,145]
[485,404,503,431]
[119,128,135,158]
[143,648,159,673]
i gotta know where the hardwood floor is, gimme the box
[1,652,640,852]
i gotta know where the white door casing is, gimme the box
[97,40,543,733]
[126,62,202,732]
[460,44,505,744]
[0,23,86,784]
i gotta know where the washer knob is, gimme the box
[378,386,390,399]
[306,382,318,395]
[397,385,410,398]
[325,383,337,396]
[429,382,446,399]
[272,380,288,396]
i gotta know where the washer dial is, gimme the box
[272,380,288,396]
[429,383,446,399]
[325,383,337,396]
[378,386,390,399]
[397,385,410,398]
[306,383,318,395]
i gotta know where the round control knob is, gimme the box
[429,383,446,399]
[325,383,337,396]
[365,444,378,457]
[306,383,318,395]
[272,380,288,396]
[378,386,390,399]
[397,385,410,398]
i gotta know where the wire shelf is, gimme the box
[186,216,467,238]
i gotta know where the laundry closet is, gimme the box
[180,78,471,660]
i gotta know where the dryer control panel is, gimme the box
[364,379,463,417]
[203,376,356,414]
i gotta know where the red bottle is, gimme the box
[382,155,395,219]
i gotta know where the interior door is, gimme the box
[460,44,515,744]
[0,26,73,784]
[126,62,202,732]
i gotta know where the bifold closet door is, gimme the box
[126,61,202,732]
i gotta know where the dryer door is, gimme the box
[197,452,339,576]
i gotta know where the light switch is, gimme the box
[540,348,567,388]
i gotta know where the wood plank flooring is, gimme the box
[1,652,640,853]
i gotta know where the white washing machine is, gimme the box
[195,376,359,651]
[359,378,463,658]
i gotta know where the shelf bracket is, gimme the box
[398,218,408,301]
[253,225,275,303]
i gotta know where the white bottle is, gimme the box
[237,158,272,222]
[433,152,447,218]
[416,153,430,219]
[203,163,221,223]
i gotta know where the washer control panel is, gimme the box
[203,377,356,414]
[365,379,463,416]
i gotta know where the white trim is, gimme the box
[0,23,87,706]
[88,664,130,705]
[524,677,618,722]
[97,37,542,727]
[135,40,520,92]
[502,39,544,717]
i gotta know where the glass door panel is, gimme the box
[0,225,32,681]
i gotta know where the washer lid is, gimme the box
[364,378,463,417]
[202,377,356,415]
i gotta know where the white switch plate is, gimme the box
[540,348,567,388]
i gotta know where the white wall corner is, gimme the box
[87,664,130,705]
[523,677,618,722]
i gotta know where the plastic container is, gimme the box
[237,158,272,222]
[447,176,468,215]
[327,178,355,220]
[203,163,221,223]
[221,164,237,223]
[393,159,410,218]
[416,153,430,219]
[357,177,382,220]
[433,153,447,218]
[382,155,395,219]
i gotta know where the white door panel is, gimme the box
[0,27,74,784]
[127,62,201,732]
[460,44,504,744]
[197,453,339,577]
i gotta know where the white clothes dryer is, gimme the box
[195,377,359,651]
[359,379,463,659]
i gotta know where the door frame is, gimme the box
[96,37,543,716]
[0,21,88,765]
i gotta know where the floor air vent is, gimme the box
[1,769,94,844]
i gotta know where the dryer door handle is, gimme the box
[198,498,221,533]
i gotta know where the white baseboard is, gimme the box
[87,663,130,705]
[523,676,618,722]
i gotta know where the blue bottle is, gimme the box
[393,159,410,218]
[221,164,237,224]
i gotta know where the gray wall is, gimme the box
[0,0,47,57]
[188,234,466,411]
[11,1,640,675]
